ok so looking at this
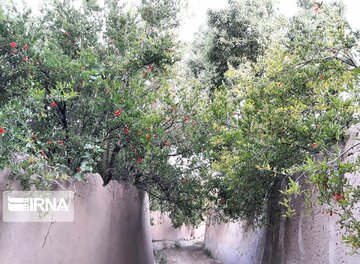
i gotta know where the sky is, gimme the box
[179,0,360,41]
[15,0,360,42]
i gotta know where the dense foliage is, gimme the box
[198,0,360,251]
[188,0,275,91]
[1,0,360,251]
[0,0,209,226]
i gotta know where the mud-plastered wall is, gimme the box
[150,211,205,242]
[0,172,154,264]
[205,124,360,264]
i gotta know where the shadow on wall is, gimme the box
[204,124,360,264]
[0,171,154,264]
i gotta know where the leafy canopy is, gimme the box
[198,0,360,250]
[0,0,209,227]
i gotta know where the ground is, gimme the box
[155,245,221,264]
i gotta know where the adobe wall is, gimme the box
[150,211,205,243]
[0,172,154,264]
[204,124,360,264]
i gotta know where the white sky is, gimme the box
[179,0,360,41]
[14,0,360,42]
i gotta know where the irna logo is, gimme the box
[2,191,74,222]
[8,196,71,212]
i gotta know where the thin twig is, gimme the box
[327,142,360,165]
[52,179,69,192]
[295,141,360,183]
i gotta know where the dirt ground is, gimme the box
[155,245,221,264]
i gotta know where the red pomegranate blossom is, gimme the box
[10,42,17,49]
[48,140,52,145]
[334,193,344,202]
[147,64,154,73]
[51,101,57,108]
[319,75,325,80]
[0,127,6,134]
[124,128,129,135]
[114,109,122,117]
[23,43,29,50]
[59,140,64,145]
[22,57,29,62]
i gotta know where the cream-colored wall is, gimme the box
[205,220,266,264]
[0,172,154,264]
[150,211,205,243]
[204,124,360,264]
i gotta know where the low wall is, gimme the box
[150,211,205,242]
[205,124,360,264]
[205,220,266,264]
[0,172,154,264]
